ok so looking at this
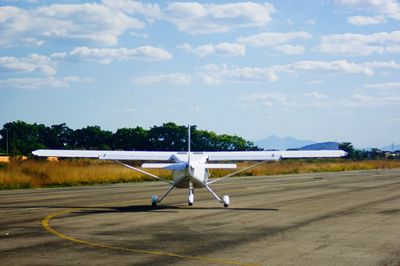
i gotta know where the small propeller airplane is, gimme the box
[32,126,347,207]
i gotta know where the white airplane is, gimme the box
[32,127,346,207]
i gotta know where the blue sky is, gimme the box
[0,0,399,148]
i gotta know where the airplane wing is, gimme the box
[33,149,346,161]
[206,150,347,161]
[32,149,176,161]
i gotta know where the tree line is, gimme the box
[0,121,260,156]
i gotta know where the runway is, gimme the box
[1,169,400,265]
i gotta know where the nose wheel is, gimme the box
[188,187,194,206]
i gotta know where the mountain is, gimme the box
[255,135,315,150]
[380,144,400,152]
[298,142,339,150]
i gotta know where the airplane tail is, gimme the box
[187,125,191,165]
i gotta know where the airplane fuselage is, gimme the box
[172,158,210,188]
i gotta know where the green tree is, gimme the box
[113,127,148,150]
[0,121,46,155]
[71,126,112,150]
[39,123,73,149]
[147,122,188,151]
[339,142,368,160]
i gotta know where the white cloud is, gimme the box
[347,15,386,25]
[178,42,245,57]
[0,54,56,75]
[364,82,400,89]
[0,76,91,89]
[306,19,316,25]
[335,0,400,21]
[238,90,400,109]
[237,92,331,108]
[0,1,159,47]
[274,45,305,55]
[305,92,329,100]
[57,46,172,64]
[198,64,279,85]
[343,92,400,107]
[132,73,191,85]
[197,60,400,85]
[238,93,291,107]
[163,2,275,34]
[288,60,376,75]
[307,80,324,85]
[102,0,161,18]
[238,31,312,47]
[315,31,400,56]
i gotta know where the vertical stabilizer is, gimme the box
[187,125,191,164]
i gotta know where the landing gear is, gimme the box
[188,184,194,206]
[150,183,177,207]
[151,195,158,207]
[205,185,230,207]
[222,195,230,208]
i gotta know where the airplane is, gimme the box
[32,126,347,208]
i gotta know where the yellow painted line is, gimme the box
[40,178,327,264]
[42,200,257,266]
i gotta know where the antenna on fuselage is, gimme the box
[187,125,191,164]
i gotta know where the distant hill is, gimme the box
[255,135,315,150]
[298,142,339,150]
[380,144,400,152]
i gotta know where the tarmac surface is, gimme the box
[1,169,400,265]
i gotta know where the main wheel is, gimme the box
[151,195,158,207]
[222,195,230,208]
[188,191,194,206]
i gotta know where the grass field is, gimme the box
[1,159,400,190]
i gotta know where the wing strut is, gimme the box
[207,160,271,185]
[114,161,173,185]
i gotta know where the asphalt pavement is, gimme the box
[1,169,400,265]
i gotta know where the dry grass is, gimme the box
[1,159,400,190]
[210,159,400,178]
[0,159,170,189]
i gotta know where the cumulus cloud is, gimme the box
[0,1,276,45]
[364,82,400,89]
[102,0,161,18]
[163,2,275,34]
[178,42,245,57]
[0,76,91,89]
[238,31,312,47]
[347,15,386,25]
[237,92,331,108]
[288,60,377,75]
[274,45,305,55]
[0,1,157,47]
[237,31,311,55]
[54,46,172,64]
[0,54,56,75]
[315,31,400,56]
[132,73,191,85]
[198,64,279,85]
[197,60,400,85]
[343,92,400,107]
[237,93,291,107]
[335,0,400,23]
[237,90,400,109]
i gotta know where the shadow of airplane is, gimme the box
[0,205,279,216]
[74,205,279,215]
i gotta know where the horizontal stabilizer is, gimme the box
[141,162,187,170]
[199,163,237,169]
